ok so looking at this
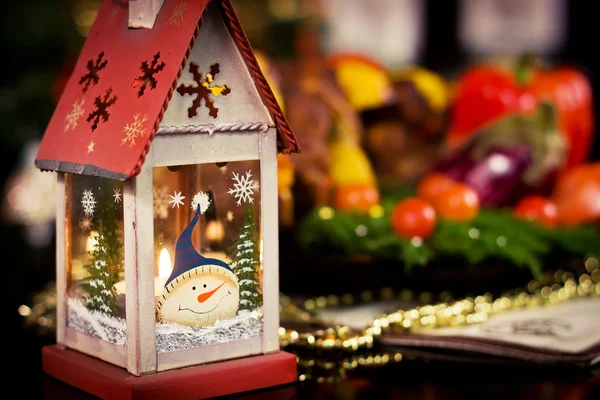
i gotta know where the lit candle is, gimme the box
[113,248,173,299]
[155,248,172,295]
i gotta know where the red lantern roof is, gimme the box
[35,0,298,180]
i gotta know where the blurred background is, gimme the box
[2,0,599,398]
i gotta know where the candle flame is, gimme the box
[159,248,172,281]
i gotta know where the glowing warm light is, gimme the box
[318,206,334,220]
[158,248,173,283]
[86,231,100,253]
[205,220,225,242]
[18,305,32,317]
[113,248,173,297]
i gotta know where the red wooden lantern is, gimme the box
[36,0,299,398]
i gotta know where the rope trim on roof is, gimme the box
[220,0,300,154]
[157,121,270,135]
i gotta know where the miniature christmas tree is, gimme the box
[81,188,124,316]
[230,204,262,312]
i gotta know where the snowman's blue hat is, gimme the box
[166,204,231,286]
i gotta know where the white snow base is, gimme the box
[67,297,263,353]
[67,297,127,346]
[156,310,263,353]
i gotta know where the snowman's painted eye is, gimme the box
[192,286,196,290]
[203,284,207,288]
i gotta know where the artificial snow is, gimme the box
[68,297,126,345]
[156,311,263,353]
[67,297,263,352]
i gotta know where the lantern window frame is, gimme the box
[55,129,280,375]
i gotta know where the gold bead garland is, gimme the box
[18,258,600,382]
[279,263,600,352]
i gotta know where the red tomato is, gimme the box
[391,198,436,239]
[417,173,455,204]
[434,183,480,221]
[514,196,558,228]
[552,163,600,226]
[334,184,380,212]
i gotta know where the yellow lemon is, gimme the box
[329,53,393,111]
[392,66,449,113]
[328,138,377,187]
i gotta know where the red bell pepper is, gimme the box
[448,58,594,170]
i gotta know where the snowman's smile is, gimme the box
[177,290,232,315]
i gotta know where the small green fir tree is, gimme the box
[230,204,262,312]
[81,189,123,316]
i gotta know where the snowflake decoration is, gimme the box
[153,186,170,220]
[113,188,122,203]
[228,170,255,206]
[191,192,211,214]
[132,52,165,97]
[122,113,148,148]
[168,2,187,27]
[81,189,97,217]
[176,62,231,119]
[65,99,85,132]
[79,52,107,93]
[169,191,185,208]
[87,87,118,131]
[79,216,93,232]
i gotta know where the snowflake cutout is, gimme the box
[79,216,93,232]
[191,192,211,214]
[122,113,148,148]
[228,170,255,206]
[176,63,231,119]
[87,87,118,131]
[64,99,86,132]
[132,52,166,97]
[113,188,122,203]
[81,189,97,218]
[168,2,187,27]
[168,191,185,208]
[79,52,107,93]
[153,186,170,220]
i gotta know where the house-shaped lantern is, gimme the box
[36,0,299,397]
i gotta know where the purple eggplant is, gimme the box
[432,101,566,207]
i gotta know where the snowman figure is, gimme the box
[157,205,239,327]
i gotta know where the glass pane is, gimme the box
[66,174,126,345]
[153,161,263,353]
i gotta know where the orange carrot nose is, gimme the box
[197,282,226,303]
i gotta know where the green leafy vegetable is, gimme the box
[296,202,600,279]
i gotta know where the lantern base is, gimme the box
[42,345,298,399]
